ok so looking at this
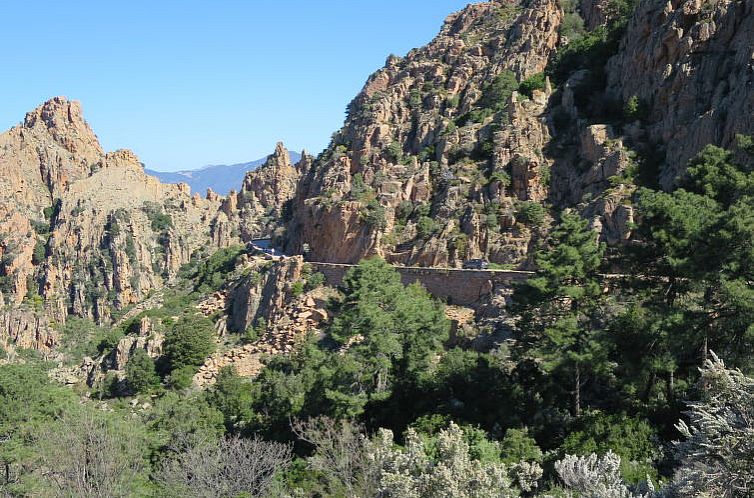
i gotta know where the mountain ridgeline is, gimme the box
[145,152,302,196]
[1,0,754,496]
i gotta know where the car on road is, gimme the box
[462,259,489,270]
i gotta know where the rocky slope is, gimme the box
[283,0,562,267]
[145,151,302,196]
[606,0,754,187]
[3,0,754,381]
[282,0,754,266]
[0,99,309,336]
[232,142,311,241]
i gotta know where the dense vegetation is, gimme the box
[4,141,754,496]
[3,2,754,495]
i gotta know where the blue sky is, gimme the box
[1,1,471,171]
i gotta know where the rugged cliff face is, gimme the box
[3,0,753,372]
[606,0,754,187]
[233,142,311,241]
[0,98,241,330]
[284,0,563,267]
[283,0,754,265]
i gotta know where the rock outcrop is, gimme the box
[284,0,562,268]
[606,0,754,187]
[228,256,305,333]
[196,257,335,386]
[0,309,57,354]
[0,98,243,338]
[234,142,310,240]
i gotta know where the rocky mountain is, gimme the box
[281,0,754,267]
[0,98,307,354]
[0,98,232,323]
[145,151,302,196]
[282,0,562,266]
[1,0,753,367]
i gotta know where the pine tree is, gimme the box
[514,210,606,416]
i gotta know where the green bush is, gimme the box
[305,272,326,291]
[363,199,387,229]
[143,202,173,232]
[126,349,160,393]
[386,142,403,162]
[417,216,439,240]
[560,9,585,41]
[488,170,511,187]
[291,281,305,297]
[518,73,547,99]
[396,201,414,224]
[623,95,647,122]
[30,220,50,236]
[167,365,196,390]
[190,245,245,293]
[0,275,12,294]
[97,328,125,355]
[43,205,55,220]
[350,173,370,201]
[32,240,46,265]
[59,317,113,362]
[561,412,658,483]
[499,428,543,464]
[163,315,216,374]
[516,201,547,227]
[479,70,518,111]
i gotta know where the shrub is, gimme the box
[32,240,46,265]
[350,173,369,201]
[479,70,518,111]
[163,315,216,373]
[417,216,439,240]
[560,10,586,41]
[291,281,305,297]
[305,272,326,291]
[143,202,173,232]
[243,317,268,345]
[167,365,196,390]
[415,203,431,218]
[516,202,547,227]
[30,220,50,235]
[43,205,55,221]
[561,412,659,483]
[126,349,160,393]
[488,170,511,187]
[97,328,125,355]
[386,142,403,162]
[363,200,387,229]
[191,245,245,293]
[518,73,547,99]
[396,201,414,223]
[623,95,647,122]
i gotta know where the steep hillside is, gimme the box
[0,99,306,354]
[282,0,754,266]
[606,0,754,187]
[284,0,562,266]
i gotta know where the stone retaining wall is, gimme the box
[310,262,533,306]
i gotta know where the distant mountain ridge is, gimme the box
[146,152,302,195]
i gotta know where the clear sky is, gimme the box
[0,1,472,171]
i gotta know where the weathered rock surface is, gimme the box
[0,97,248,347]
[234,142,310,240]
[196,261,335,386]
[607,0,754,187]
[0,309,57,354]
[228,256,305,334]
[284,0,562,268]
